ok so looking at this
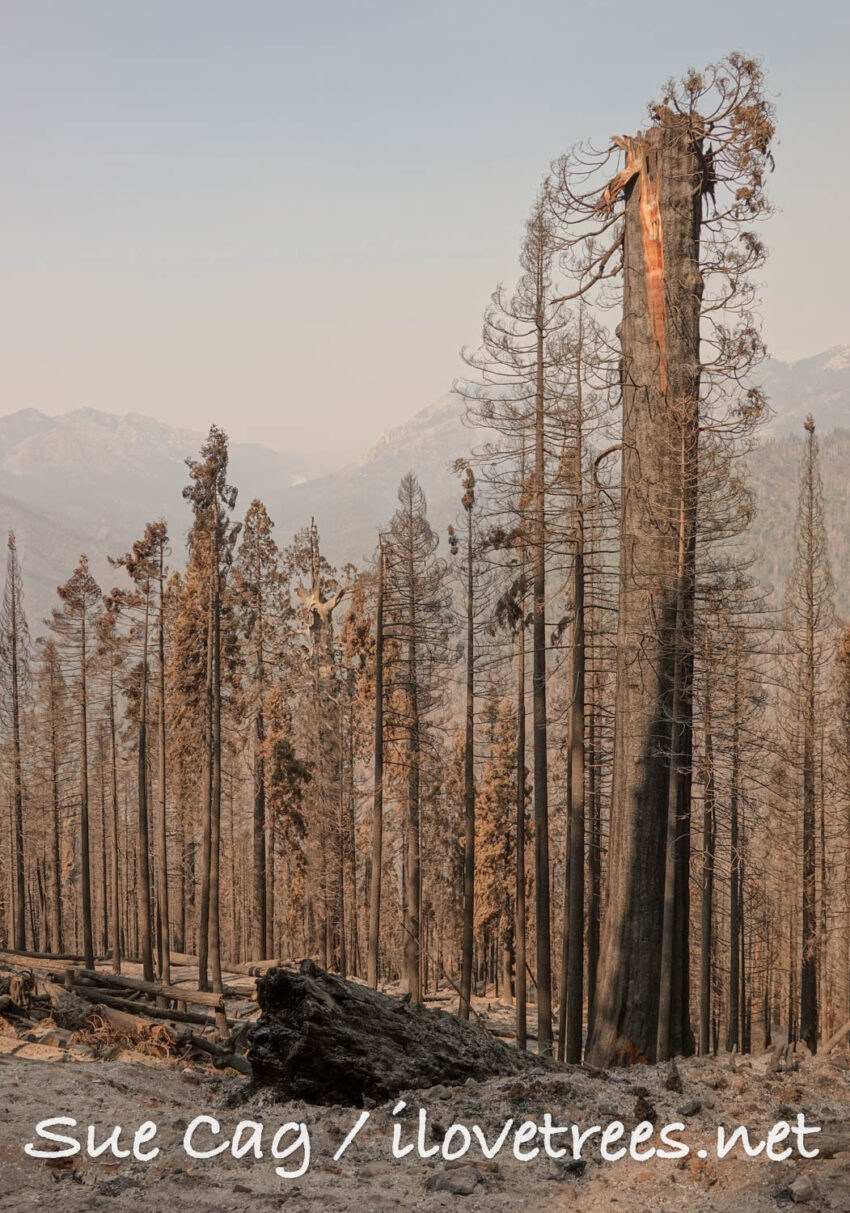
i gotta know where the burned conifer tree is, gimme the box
[575,58,774,1065]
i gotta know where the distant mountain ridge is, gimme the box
[0,345,848,624]
[0,408,305,621]
[760,345,850,434]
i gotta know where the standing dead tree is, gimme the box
[782,417,836,1053]
[1,532,30,951]
[295,520,347,969]
[544,56,775,1066]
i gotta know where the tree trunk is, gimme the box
[587,109,703,1066]
[9,560,25,951]
[459,500,475,1020]
[251,561,266,961]
[800,425,818,1052]
[727,646,741,1052]
[108,662,121,972]
[532,306,553,1056]
[49,666,63,954]
[699,646,715,1054]
[79,605,94,969]
[515,561,528,1051]
[657,426,687,1062]
[209,531,226,1032]
[156,555,171,983]
[137,590,154,982]
[404,549,421,1001]
[198,589,214,990]
[565,334,586,1065]
[586,665,600,1038]
[367,543,385,988]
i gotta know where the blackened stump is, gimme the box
[248,961,548,1105]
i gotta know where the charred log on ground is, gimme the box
[248,961,549,1105]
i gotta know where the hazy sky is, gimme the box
[1,1,848,472]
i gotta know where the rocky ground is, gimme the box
[3,1043,849,1211]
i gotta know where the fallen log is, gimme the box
[0,949,92,965]
[67,968,230,1010]
[68,984,233,1028]
[248,960,551,1105]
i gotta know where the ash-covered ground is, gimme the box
[2,1046,849,1211]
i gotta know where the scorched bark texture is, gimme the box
[586,109,704,1066]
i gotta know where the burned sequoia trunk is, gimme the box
[248,961,547,1105]
[586,109,704,1066]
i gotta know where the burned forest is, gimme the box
[3,50,850,1212]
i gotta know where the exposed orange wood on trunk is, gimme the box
[599,135,667,395]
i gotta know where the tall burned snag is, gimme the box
[384,474,450,1000]
[367,539,386,988]
[48,556,102,968]
[295,521,347,969]
[581,58,774,1065]
[449,464,478,1020]
[183,426,240,996]
[783,417,835,1053]
[235,500,282,961]
[1,532,30,950]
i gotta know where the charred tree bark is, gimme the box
[515,554,528,1051]
[532,283,553,1057]
[367,543,385,988]
[699,644,715,1054]
[586,109,703,1066]
[459,472,476,1021]
[6,541,26,952]
[565,329,586,1065]
[107,658,121,973]
[586,664,600,1038]
[248,961,549,1105]
[727,644,741,1052]
[198,594,214,990]
[156,543,171,985]
[800,420,819,1054]
[79,602,95,970]
[136,589,154,982]
[48,664,64,955]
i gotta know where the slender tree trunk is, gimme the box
[532,300,553,1056]
[79,606,94,969]
[459,497,475,1020]
[9,561,25,951]
[727,643,741,1052]
[209,532,226,1030]
[108,661,121,972]
[515,558,528,1051]
[565,334,586,1064]
[657,425,687,1061]
[250,538,267,961]
[198,590,214,990]
[800,425,818,1052]
[250,703,266,961]
[367,543,385,988]
[49,672,63,953]
[156,554,171,983]
[337,721,348,979]
[98,732,108,952]
[266,805,275,958]
[699,644,715,1054]
[137,590,154,981]
[586,664,600,1037]
[404,621,421,1000]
